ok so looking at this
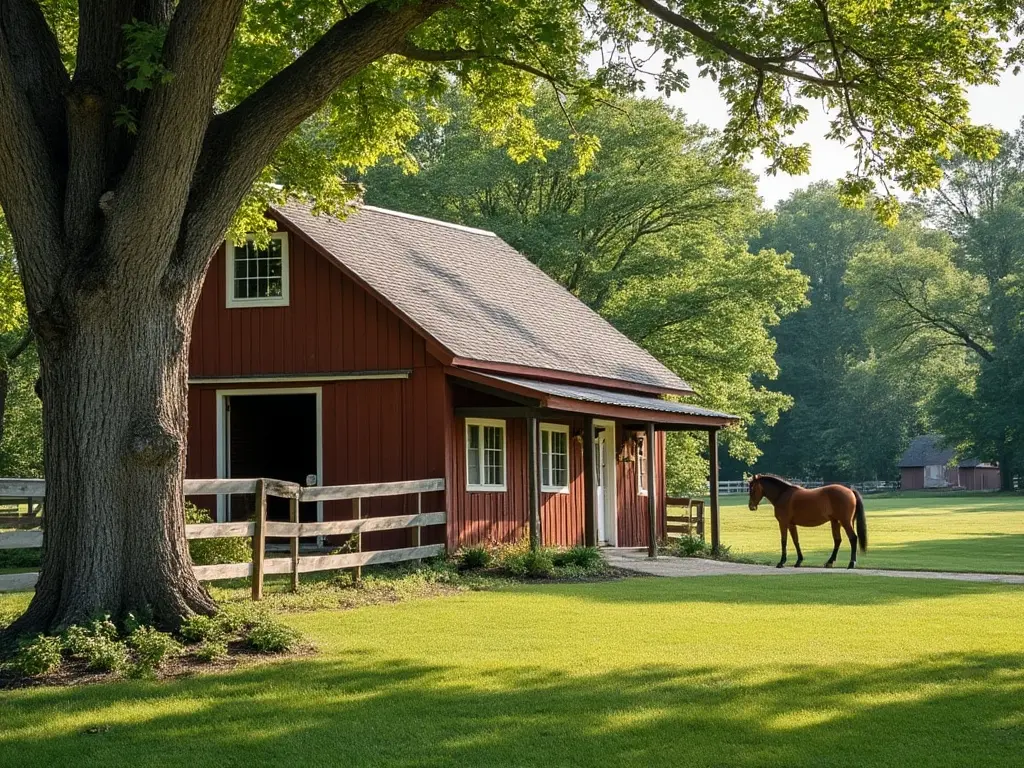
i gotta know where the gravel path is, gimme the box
[603,547,1024,584]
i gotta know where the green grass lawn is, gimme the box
[718,492,1024,573]
[2,575,1024,767]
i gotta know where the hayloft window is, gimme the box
[466,418,506,491]
[226,232,289,308]
[636,433,648,495]
[541,424,570,493]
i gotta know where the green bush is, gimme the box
[185,502,251,566]
[0,547,41,570]
[194,640,229,662]
[128,626,181,670]
[458,545,493,570]
[9,634,62,677]
[502,547,555,579]
[62,618,128,672]
[551,546,603,570]
[246,617,301,653]
[180,614,226,644]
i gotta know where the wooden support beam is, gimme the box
[583,416,597,547]
[353,497,362,582]
[709,428,721,554]
[252,479,267,601]
[646,423,658,558]
[527,415,541,550]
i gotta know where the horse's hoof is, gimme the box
[794,561,803,568]
[824,561,834,568]
[847,562,857,570]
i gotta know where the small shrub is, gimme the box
[216,602,264,635]
[0,547,41,570]
[128,626,181,670]
[458,545,493,570]
[185,502,251,566]
[551,546,603,570]
[670,534,711,558]
[245,617,301,653]
[80,636,129,673]
[179,614,226,644]
[194,640,228,662]
[503,547,555,579]
[10,634,62,677]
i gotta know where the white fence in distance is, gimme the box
[715,479,900,495]
[0,477,446,596]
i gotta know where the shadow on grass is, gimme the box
[1,649,1022,767]
[858,533,1024,573]
[526,573,1024,607]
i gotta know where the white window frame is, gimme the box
[226,232,290,309]
[465,418,507,492]
[637,432,648,496]
[540,423,571,494]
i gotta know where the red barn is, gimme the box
[186,202,736,552]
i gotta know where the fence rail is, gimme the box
[0,477,446,597]
[715,479,900,495]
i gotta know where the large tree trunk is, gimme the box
[4,277,215,637]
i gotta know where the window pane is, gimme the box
[467,425,481,486]
[552,431,568,488]
[637,434,647,492]
[233,238,284,300]
[483,425,504,486]
[541,430,551,487]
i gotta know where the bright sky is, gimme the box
[662,65,1024,207]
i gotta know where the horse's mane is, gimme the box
[752,474,800,491]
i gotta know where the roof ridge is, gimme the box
[360,205,497,237]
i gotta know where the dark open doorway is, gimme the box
[226,392,319,524]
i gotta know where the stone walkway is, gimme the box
[603,547,1024,585]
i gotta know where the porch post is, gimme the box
[708,428,721,555]
[646,422,658,558]
[583,416,597,547]
[527,415,541,550]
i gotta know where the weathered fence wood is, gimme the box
[289,496,300,593]
[192,563,253,580]
[294,545,445,573]
[185,522,255,539]
[353,497,362,582]
[251,479,267,601]
[0,479,46,496]
[665,496,705,541]
[299,478,444,502]
[0,572,40,592]
[263,512,446,538]
[0,531,43,549]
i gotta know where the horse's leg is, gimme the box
[776,519,788,568]
[788,524,804,567]
[840,517,858,569]
[825,520,841,567]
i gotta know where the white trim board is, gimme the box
[215,387,323,524]
[191,371,409,386]
[595,419,618,546]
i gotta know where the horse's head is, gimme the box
[748,475,764,511]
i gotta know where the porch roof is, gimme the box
[449,370,738,429]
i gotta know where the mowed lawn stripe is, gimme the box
[2,575,1023,768]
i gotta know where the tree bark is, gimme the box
[3,271,216,639]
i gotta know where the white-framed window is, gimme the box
[636,432,648,495]
[466,418,506,491]
[226,232,290,308]
[541,423,570,493]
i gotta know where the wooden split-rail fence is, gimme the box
[0,477,446,598]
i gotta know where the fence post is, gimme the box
[289,493,300,593]
[353,497,362,582]
[696,500,705,541]
[414,492,422,566]
[252,479,267,601]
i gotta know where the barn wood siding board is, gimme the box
[614,429,667,547]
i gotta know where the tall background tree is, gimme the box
[0,0,1017,641]
[365,94,807,492]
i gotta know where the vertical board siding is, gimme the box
[189,220,428,377]
[615,430,667,548]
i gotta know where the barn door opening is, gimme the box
[223,391,321,525]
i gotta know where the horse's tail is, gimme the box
[854,489,867,552]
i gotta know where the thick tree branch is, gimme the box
[633,0,855,90]
[174,0,451,288]
[399,42,557,83]
[111,0,246,276]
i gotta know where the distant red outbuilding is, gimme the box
[898,434,1000,491]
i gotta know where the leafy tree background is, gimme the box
[364,94,808,492]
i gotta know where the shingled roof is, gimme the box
[272,202,692,394]
[898,434,985,468]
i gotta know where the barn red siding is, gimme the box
[186,220,447,549]
[900,467,924,490]
[614,430,666,547]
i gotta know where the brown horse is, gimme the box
[747,475,867,569]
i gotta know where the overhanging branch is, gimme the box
[399,42,557,83]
